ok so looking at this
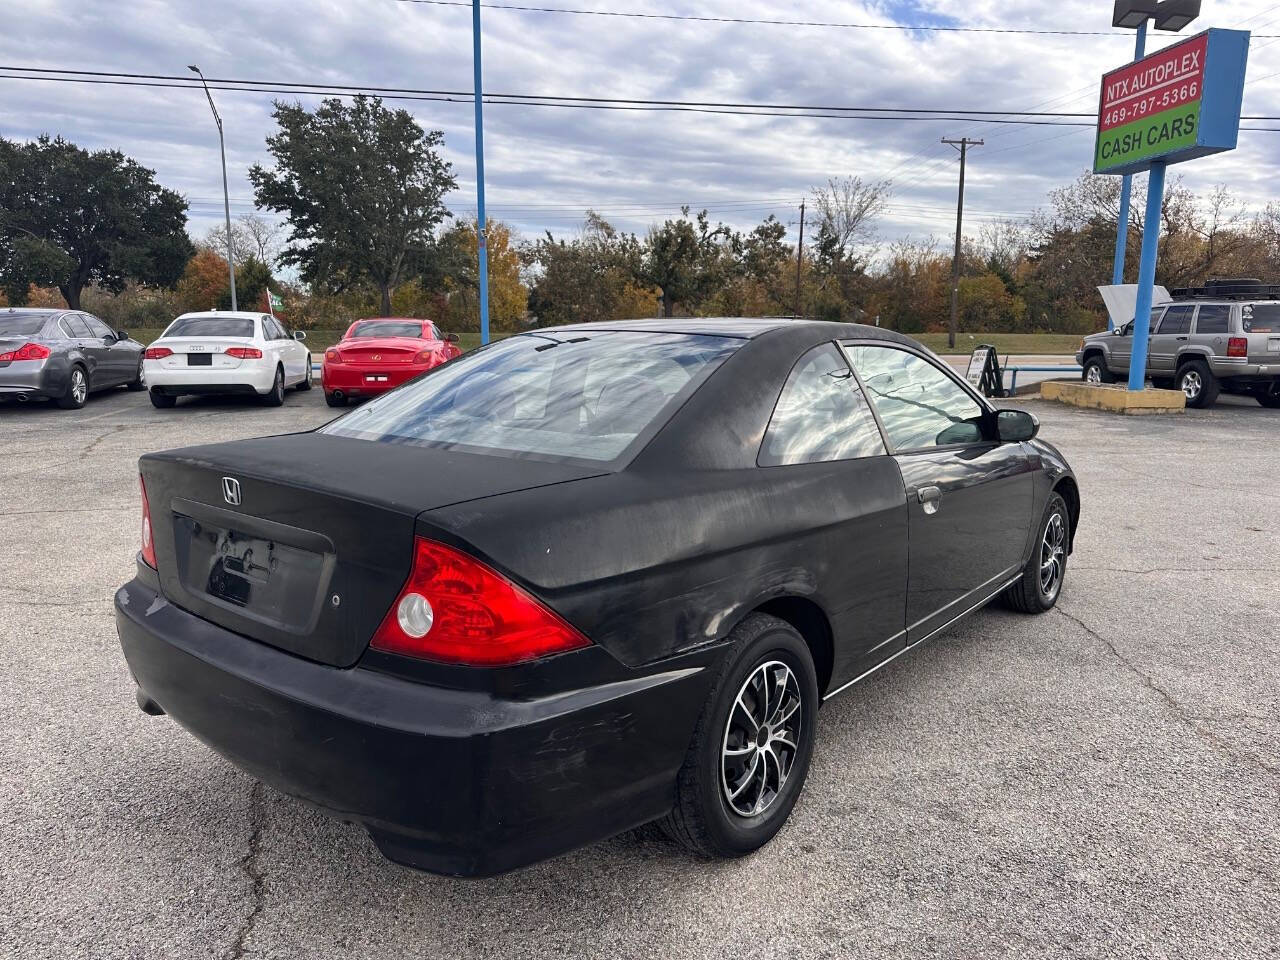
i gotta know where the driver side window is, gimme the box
[844,344,987,451]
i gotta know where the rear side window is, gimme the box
[759,343,885,466]
[164,316,255,338]
[322,331,738,464]
[845,344,987,450]
[63,315,94,338]
[1194,304,1230,334]
[1242,304,1280,333]
[1159,305,1194,335]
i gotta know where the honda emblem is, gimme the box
[221,477,242,506]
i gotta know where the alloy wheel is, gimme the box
[71,369,87,404]
[1181,370,1202,400]
[1085,364,1102,384]
[1040,511,1066,600]
[721,660,802,818]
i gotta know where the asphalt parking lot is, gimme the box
[2,385,1277,960]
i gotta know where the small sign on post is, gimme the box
[964,345,1004,398]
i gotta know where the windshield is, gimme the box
[1243,303,1280,333]
[322,330,738,463]
[0,314,52,337]
[349,321,426,339]
[164,317,255,338]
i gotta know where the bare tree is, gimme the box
[809,176,892,263]
[204,213,282,266]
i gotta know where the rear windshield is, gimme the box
[321,330,738,463]
[0,314,52,337]
[349,321,424,339]
[1242,304,1280,333]
[164,317,255,338]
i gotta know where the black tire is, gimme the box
[1081,355,1115,385]
[1002,492,1069,614]
[149,389,177,409]
[1257,387,1280,408]
[56,365,88,409]
[296,360,313,391]
[126,356,146,391]
[324,391,346,408]
[661,613,819,859]
[1176,358,1218,409]
[262,366,285,407]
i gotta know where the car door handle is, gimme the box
[917,486,942,515]
[1176,336,1188,341]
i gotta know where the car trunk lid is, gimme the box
[336,338,428,364]
[140,433,604,667]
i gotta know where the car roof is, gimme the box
[3,307,64,315]
[174,311,269,321]
[538,316,918,343]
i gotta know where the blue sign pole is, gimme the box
[472,0,491,346]
[1126,159,1165,392]
[1109,19,1147,326]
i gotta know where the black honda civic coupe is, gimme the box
[115,318,1079,877]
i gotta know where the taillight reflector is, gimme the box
[1228,337,1248,358]
[0,342,52,362]
[226,347,263,359]
[324,348,343,363]
[370,538,591,666]
[414,349,437,364]
[139,475,157,568]
[144,347,172,360]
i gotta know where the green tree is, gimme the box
[216,258,274,312]
[249,96,457,316]
[523,212,647,326]
[0,135,192,308]
[637,208,734,317]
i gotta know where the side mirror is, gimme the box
[292,330,308,341]
[996,409,1039,442]
[116,329,129,341]
[445,333,460,343]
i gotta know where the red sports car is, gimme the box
[322,318,462,407]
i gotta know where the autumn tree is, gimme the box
[0,135,192,308]
[249,96,457,316]
[442,218,528,332]
[808,176,892,320]
[175,248,231,313]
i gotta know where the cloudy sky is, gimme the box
[3,0,1280,258]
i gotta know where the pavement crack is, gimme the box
[228,781,267,960]
[1056,605,1280,785]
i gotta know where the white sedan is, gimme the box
[143,312,312,409]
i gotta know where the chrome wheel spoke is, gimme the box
[722,660,803,818]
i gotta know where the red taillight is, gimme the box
[0,342,52,362]
[144,346,172,360]
[225,347,262,359]
[1228,337,1248,358]
[414,349,437,364]
[370,538,591,666]
[139,476,157,569]
[324,348,343,364]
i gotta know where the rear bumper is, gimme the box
[145,363,276,395]
[114,572,708,877]
[0,358,64,398]
[321,363,426,396]
[1207,357,1280,378]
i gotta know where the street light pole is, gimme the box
[189,65,237,311]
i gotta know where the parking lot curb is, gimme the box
[1040,380,1186,414]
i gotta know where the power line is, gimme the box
[394,0,1280,37]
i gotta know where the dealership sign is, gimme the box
[1094,28,1250,177]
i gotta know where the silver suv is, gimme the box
[1076,280,1280,408]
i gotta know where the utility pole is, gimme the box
[472,0,490,344]
[794,199,805,318]
[942,137,981,350]
[189,65,237,311]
